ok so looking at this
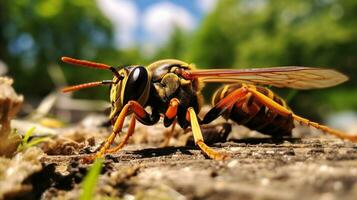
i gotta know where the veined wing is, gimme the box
[186,66,348,89]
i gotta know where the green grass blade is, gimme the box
[79,158,104,200]
[26,137,49,147]
[17,126,36,151]
[23,126,36,144]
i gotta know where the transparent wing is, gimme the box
[187,66,348,89]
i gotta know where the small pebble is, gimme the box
[261,178,270,186]
[227,159,239,168]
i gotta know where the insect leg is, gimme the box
[165,98,180,120]
[161,98,180,146]
[186,107,229,160]
[105,114,136,153]
[202,88,249,124]
[86,101,158,161]
[161,120,177,147]
[245,87,357,142]
[292,115,357,142]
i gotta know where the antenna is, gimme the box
[61,57,123,79]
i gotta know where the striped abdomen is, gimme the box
[212,84,294,137]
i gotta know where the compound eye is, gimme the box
[123,66,148,104]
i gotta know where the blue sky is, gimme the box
[96,0,217,49]
[135,0,203,17]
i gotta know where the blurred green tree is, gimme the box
[0,0,355,120]
[188,0,238,68]
[154,26,189,61]
[187,0,357,119]
[0,0,117,99]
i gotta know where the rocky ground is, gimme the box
[1,119,357,200]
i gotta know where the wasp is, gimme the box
[61,57,355,161]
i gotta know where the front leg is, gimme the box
[105,114,136,154]
[84,101,159,162]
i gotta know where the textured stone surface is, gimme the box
[40,136,357,200]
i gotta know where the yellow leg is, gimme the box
[106,114,136,153]
[244,86,291,117]
[187,107,229,160]
[83,101,151,163]
[292,115,357,142]
[245,86,357,142]
[82,103,130,162]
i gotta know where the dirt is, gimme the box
[1,120,356,200]
[10,138,357,199]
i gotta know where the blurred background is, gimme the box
[0,0,356,127]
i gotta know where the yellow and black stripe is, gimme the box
[211,83,294,137]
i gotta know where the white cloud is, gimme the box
[196,0,218,13]
[97,1,197,49]
[96,0,139,48]
[142,2,195,44]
